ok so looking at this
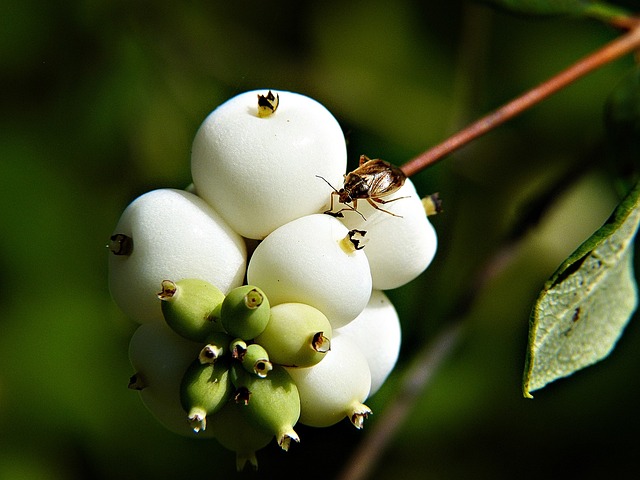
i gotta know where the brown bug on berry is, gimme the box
[317,155,407,220]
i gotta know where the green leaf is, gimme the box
[523,181,640,398]
[480,0,630,20]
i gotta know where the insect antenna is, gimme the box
[317,175,367,221]
[315,175,340,193]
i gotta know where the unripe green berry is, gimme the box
[255,303,332,367]
[221,285,270,340]
[207,401,272,471]
[231,364,300,451]
[241,343,273,378]
[180,359,232,433]
[158,278,225,342]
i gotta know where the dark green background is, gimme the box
[2,0,639,478]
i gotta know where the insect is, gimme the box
[317,155,407,220]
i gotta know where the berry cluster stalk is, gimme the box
[401,17,640,178]
[340,15,640,480]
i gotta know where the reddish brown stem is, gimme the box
[608,15,640,31]
[401,20,640,178]
[336,19,640,480]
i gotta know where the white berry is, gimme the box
[128,322,213,437]
[191,90,347,239]
[335,290,401,396]
[247,214,372,328]
[285,334,372,428]
[338,178,437,290]
[108,189,246,324]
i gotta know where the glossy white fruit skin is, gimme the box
[247,214,372,328]
[109,189,246,324]
[285,335,371,428]
[191,90,347,239]
[128,322,213,437]
[338,178,437,290]
[335,290,401,396]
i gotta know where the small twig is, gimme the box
[401,19,640,178]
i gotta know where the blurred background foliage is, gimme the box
[1,0,639,478]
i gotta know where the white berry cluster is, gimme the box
[108,90,437,470]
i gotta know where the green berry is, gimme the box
[180,358,232,433]
[158,278,225,342]
[231,364,300,451]
[207,401,272,471]
[255,303,332,367]
[221,285,270,340]
[241,343,273,378]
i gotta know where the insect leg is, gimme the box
[366,197,406,217]
[342,199,367,221]
[329,199,367,221]
[324,192,368,220]
[323,191,343,217]
[372,195,409,205]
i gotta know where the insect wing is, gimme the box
[363,161,406,197]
